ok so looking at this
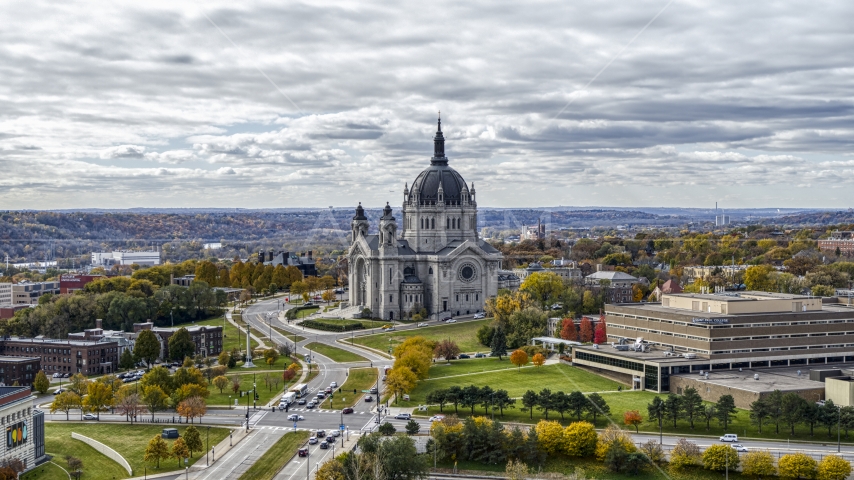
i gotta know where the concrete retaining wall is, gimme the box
[71,432,132,475]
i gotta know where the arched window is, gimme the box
[428,267,433,274]
[431,218,435,229]
[420,218,424,229]
[446,218,450,229]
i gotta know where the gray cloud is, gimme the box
[1,0,853,209]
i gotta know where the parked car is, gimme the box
[342,407,354,414]
[403,394,410,401]
[719,434,738,442]
[161,428,179,439]
[474,353,485,358]
[308,436,318,445]
[82,413,98,420]
[395,413,411,420]
[52,388,64,395]
[63,373,70,378]
[733,444,748,452]
[319,441,329,449]
[473,313,485,319]
[458,354,470,359]
[298,447,309,457]
[287,414,305,421]
[417,323,428,327]
[445,319,456,323]
[364,395,373,402]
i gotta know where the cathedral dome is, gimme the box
[411,117,468,206]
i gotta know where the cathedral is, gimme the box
[348,118,504,321]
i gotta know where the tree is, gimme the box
[144,435,171,468]
[766,389,784,434]
[316,459,346,480]
[563,421,597,457]
[168,328,195,361]
[818,400,838,438]
[177,396,207,424]
[119,348,135,370]
[135,329,161,368]
[676,387,701,430]
[83,382,114,420]
[669,438,701,470]
[702,405,717,431]
[213,375,229,394]
[531,353,545,367]
[263,348,280,366]
[560,318,578,341]
[778,452,817,480]
[647,396,665,436]
[184,425,204,457]
[117,393,147,424]
[505,459,529,480]
[142,385,169,420]
[217,350,230,368]
[534,420,564,455]
[509,349,528,370]
[623,410,642,433]
[68,373,90,396]
[434,339,460,361]
[663,393,683,428]
[567,391,586,421]
[283,368,296,384]
[378,422,397,436]
[781,392,807,435]
[817,455,852,480]
[33,370,50,394]
[490,328,507,360]
[702,444,739,471]
[405,419,420,435]
[492,389,515,417]
[639,439,664,465]
[171,437,190,467]
[578,317,593,342]
[460,385,482,415]
[749,398,771,434]
[520,272,564,311]
[51,391,82,421]
[741,450,777,479]
[551,391,570,420]
[476,324,495,347]
[585,392,610,425]
[536,388,553,419]
[521,390,538,420]
[65,455,84,480]
[386,367,417,403]
[714,394,737,431]
[593,320,606,344]
[744,264,775,291]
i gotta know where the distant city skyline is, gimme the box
[2,1,853,209]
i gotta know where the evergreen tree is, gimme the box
[664,393,683,428]
[119,348,135,370]
[490,328,507,360]
[586,392,610,425]
[681,387,704,429]
[715,394,738,431]
[134,329,161,368]
[521,390,538,420]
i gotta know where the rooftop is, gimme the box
[574,343,704,364]
[0,356,39,363]
[671,365,831,393]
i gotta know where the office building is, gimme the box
[0,338,119,376]
[59,274,104,294]
[91,250,161,267]
[0,358,40,387]
[133,322,223,359]
[0,386,45,473]
[0,282,61,306]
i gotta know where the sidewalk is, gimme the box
[125,427,248,480]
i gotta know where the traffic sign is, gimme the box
[340,424,345,431]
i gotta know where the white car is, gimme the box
[428,415,445,422]
[83,413,97,420]
[445,319,456,323]
[395,413,411,420]
[330,382,338,388]
[473,313,485,319]
[719,434,738,442]
[287,414,305,421]
[417,323,428,327]
[732,444,748,452]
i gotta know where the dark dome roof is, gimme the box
[411,117,468,205]
[412,164,467,205]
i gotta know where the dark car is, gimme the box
[319,441,329,449]
[324,387,333,394]
[317,430,326,437]
[326,435,335,443]
[474,353,485,358]
[298,447,309,457]
[342,407,354,414]
[161,428,179,439]
[458,354,470,359]
[364,395,373,402]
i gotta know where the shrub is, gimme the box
[817,455,851,480]
[669,438,701,470]
[296,320,364,332]
[595,425,635,461]
[519,345,547,357]
[741,450,776,479]
[778,453,817,480]
[563,422,597,457]
[639,439,664,465]
[534,420,565,455]
[702,444,739,472]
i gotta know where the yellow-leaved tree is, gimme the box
[534,420,564,455]
[595,425,636,461]
[817,455,852,480]
[386,368,417,403]
[741,450,776,479]
[778,453,817,480]
[563,421,597,457]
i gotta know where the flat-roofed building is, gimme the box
[819,231,854,254]
[1,282,60,306]
[0,357,40,387]
[91,250,160,267]
[572,291,854,393]
[0,338,118,376]
[0,386,46,473]
[133,322,223,359]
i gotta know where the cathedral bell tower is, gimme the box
[351,202,368,242]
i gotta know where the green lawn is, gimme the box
[293,307,320,319]
[305,343,367,363]
[208,371,287,406]
[317,367,378,409]
[21,461,68,480]
[398,364,623,408]
[233,354,294,372]
[40,423,230,479]
[426,357,536,378]
[310,318,387,329]
[271,326,306,343]
[237,431,309,480]
[351,319,490,354]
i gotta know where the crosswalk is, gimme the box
[281,408,371,414]
[255,425,365,434]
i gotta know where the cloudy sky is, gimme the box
[1,0,853,210]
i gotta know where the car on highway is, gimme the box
[306,401,316,409]
[474,353,485,358]
[330,382,338,388]
[316,392,326,399]
[381,376,387,382]
[83,413,98,420]
[458,354,470,359]
[324,387,333,394]
[342,407,354,414]
[332,430,341,437]
[428,415,445,422]
[370,387,378,394]
[298,399,307,405]
[308,436,318,445]
[317,430,326,437]
[719,434,738,442]
[326,435,335,443]
[364,395,373,402]
[445,318,456,323]
[287,414,305,421]
[473,313,485,319]
[319,441,329,449]
[417,323,428,327]
[733,444,748,452]
[395,413,411,420]
[298,448,309,457]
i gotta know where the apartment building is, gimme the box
[0,282,60,306]
[572,292,854,393]
[0,338,119,375]
[133,322,223,359]
[0,386,46,473]
[0,357,40,386]
[819,231,854,254]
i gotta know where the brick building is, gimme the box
[0,338,118,375]
[133,322,223,360]
[0,358,40,387]
[58,274,104,294]
[819,231,854,254]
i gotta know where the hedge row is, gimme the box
[296,320,364,332]
[286,305,317,320]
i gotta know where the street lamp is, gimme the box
[206,426,211,466]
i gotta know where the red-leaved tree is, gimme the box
[593,320,607,344]
[579,317,594,342]
[560,318,578,341]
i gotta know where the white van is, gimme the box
[719,434,738,442]
[279,392,297,409]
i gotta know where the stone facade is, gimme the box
[0,387,44,472]
[348,119,503,320]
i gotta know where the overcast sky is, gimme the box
[1,0,853,210]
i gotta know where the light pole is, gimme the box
[206,426,211,466]
[838,405,842,453]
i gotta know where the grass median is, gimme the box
[237,431,310,480]
[305,342,367,363]
[350,319,489,354]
